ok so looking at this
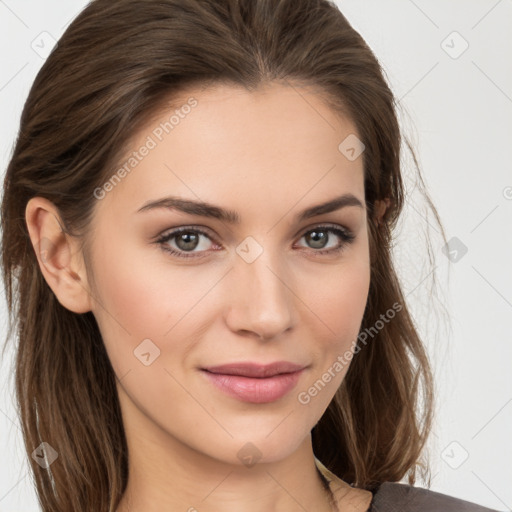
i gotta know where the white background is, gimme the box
[1,1,511,510]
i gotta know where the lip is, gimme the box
[203,361,305,378]
[201,361,306,403]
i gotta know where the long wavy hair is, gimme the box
[1,0,447,510]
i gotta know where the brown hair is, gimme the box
[1,0,447,510]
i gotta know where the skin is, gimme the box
[26,81,386,511]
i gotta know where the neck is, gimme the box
[117,440,334,512]
[115,397,334,512]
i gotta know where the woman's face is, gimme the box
[86,81,370,465]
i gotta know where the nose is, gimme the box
[224,244,296,341]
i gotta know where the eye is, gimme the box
[294,224,355,255]
[155,227,218,259]
[155,224,356,259]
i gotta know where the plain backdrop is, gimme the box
[1,1,511,511]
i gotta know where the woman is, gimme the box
[0,0,502,511]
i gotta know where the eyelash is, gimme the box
[155,224,356,260]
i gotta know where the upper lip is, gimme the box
[202,361,306,378]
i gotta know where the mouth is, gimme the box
[200,361,306,403]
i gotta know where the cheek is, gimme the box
[294,257,370,410]
[303,255,370,345]
[90,224,370,376]
[86,239,172,373]
[88,239,222,374]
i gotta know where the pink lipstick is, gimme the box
[201,361,305,403]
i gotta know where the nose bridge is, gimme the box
[227,236,295,338]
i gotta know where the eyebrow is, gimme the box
[136,193,364,223]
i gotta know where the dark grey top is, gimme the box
[369,482,503,512]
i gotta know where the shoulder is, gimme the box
[371,482,504,512]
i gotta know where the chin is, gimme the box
[197,418,313,467]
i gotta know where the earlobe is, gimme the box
[25,197,93,314]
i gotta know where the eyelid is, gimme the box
[155,222,355,259]
[155,221,353,243]
[154,224,220,245]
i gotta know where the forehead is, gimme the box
[94,81,365,223]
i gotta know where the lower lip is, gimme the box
[201,369,304,403]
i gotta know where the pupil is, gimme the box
[177,232,199,251]
[173,230,330,252]
[308,230,327,249]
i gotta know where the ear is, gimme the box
[373,197,391,226]
[25,196,93,314]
